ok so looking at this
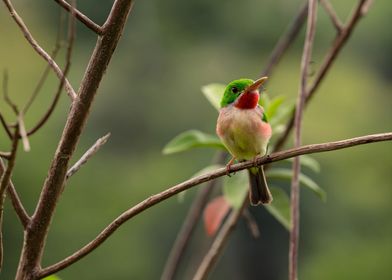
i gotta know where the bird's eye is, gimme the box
[231,87,239,94]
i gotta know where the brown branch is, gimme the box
[25,3,76,138]
[193,202,248,280]
[15,1,136,278]
[274,0,373,151]
[66,133,111,180]
[54,0,103,34]
[17,115,30,152]
[0,126,19,271]
[261,2,308,77]
[38,132,392,278]
[290,1,317,280]
[0,112,12,139]
[320,0,343,32]
[161,152,226,280]
[2,0,77,100]
[243,209,260,239]
[2,70,18,115]
[0,152,11,159]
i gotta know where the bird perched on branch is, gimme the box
[216,77,272,205]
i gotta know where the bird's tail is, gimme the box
[248,166,273,206]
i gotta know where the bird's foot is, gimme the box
[225,157,236,177]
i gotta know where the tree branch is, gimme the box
[15,1,135,278]
[274,0,373,151]
[2,0,77,100]
[66,133,111,180]
[320,0,343,32]
[0,126,19,270]
[54,0,103,35]
[290,1,317,280]
[39,132,392,278]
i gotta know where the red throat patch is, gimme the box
[234,91,259,109]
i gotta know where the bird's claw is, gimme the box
[225,157,236,177]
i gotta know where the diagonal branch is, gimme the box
[54,0,103,35]
[289,1,317,280]
[66,133,111,180]
[2,0,77,100]
[274,0,373,152]
[0,126,19,270]
[39,132,392,278]
[320,0,343,32]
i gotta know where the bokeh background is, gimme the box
[1,0,391,279]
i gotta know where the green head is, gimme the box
[220,77,268,108]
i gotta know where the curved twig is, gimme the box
[38,132,392,278]
[2,0,77,100]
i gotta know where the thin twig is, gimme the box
[17,115,30,152]
[243,209,260,239]
[2,71,18,115]
[0,126,19,270]
[0,112,12,139]
[193,202,248,280]
[320,0,343,32]
[2,0,77,100]
[22,10,65,115]
[25,1,76,138]
[0,159,30,228]
[290,1,317,280]
[261,2,308,77]
[38,132,392,278]
[54,0,103,34]
[274,0,373,152]
[66,133,111,180]
[0,152,11,159]
[161,151,226,280]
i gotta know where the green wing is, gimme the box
[262,111,269,123]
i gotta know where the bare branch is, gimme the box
[66,133,111,180]
[15,1,136,278]
[17,115,30,152]
[2,70,18,115]
[0,112,12,139]
[39,132,392,278]
[54,0,103,34]
[0,159,30,228]
[290,1,317,280]
[0,152,11,160]
[243,209,260,239]
[0,126,19,270]
[274,0,373,152]
[193,203,247,280]
[2,0,77,100]
[161,152,226,280]
[261,2,308,77]
[25,2,76,138]
[320,0,343,32]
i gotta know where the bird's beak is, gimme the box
[246,76,268,92]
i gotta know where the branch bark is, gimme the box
[15,1,135,279]
[289,1,317,280]
[39,132,392,278]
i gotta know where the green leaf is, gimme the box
[43,275,61,280]
[267,168,326,201]
[266,96,285,120]
[222,171,248,209]
[163,130,224,154]
[264,186,291,230]
[178,164,224,202]
[285,155,321,173]
[270,101,295,128]
[201,83,226,111]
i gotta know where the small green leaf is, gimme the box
[264,186,291,230]
[201,83,226,111]
[267,168,326,201]
[223,171,248,209]
[178,164,224,202]
[266,96,285,120]
[285,155,321,173]
[163,130,224,154]
[43,275,61,280]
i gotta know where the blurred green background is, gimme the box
[1,0,391,279]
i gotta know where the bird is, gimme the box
[216,77,272,206]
